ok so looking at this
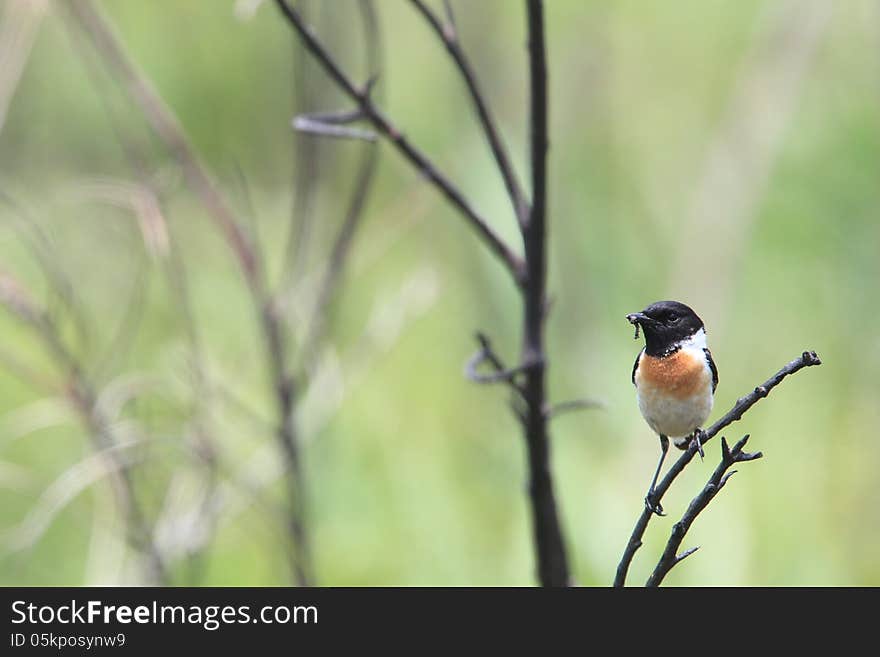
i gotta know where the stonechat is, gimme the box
[627,300,717,516]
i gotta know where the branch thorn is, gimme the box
[675,546,700,564]
[719,470,738,488]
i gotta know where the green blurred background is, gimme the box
[0,0,877,586]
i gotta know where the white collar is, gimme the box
[677,327,708,351]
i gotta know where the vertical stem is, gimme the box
[261,301,312,586]
[522,0,569,587]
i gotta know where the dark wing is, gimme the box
[632,348,644,386]
[704,348,718,393]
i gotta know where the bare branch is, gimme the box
[614,350,822,587]
[272,0,526,286]
[646,435,763,586]
[408,0,529,226]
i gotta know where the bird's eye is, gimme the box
[668,313,679,323]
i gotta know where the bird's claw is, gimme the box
[691,429,706,460]
[644,493,665,516]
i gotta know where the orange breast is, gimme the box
[637,350,709,400]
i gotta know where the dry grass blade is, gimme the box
[66,178,170,258]
[5,439,143,551]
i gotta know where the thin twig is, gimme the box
[465,332,528,394]
[272,0,526,286]
[645,435,762,586]
[293,115,377,142]
[294,108,365,125]
[258,298,312,586]
[408,0,529,226]
[613,350,822,587]
[543,398,603,420]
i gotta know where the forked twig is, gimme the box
[645,435,762,586]
[465,332,529,392]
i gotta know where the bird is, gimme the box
[626,300,717,516]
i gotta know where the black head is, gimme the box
[626,300,705,356]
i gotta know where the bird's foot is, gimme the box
[644,492,665,516]
[690,429,706,461]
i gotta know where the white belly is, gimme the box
[637,386,713,441]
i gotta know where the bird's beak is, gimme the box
[626,312,650,326]
[626,311,652,340]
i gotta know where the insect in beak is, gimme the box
[626,312,650,340]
